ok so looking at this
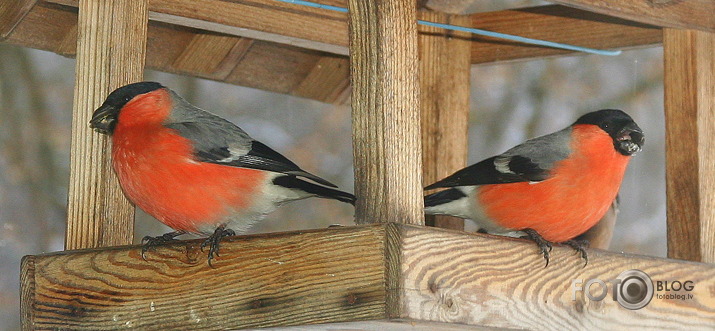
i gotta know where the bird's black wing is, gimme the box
[166,120,338,188]
[424,155,550,190]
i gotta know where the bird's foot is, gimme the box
[141,230,186,260]
[521,228,553,268]
[201,226,236,267]
[563,239,590,267]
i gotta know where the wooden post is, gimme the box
[347,0,423,225]
[65,0,148,249]
[418,11,471,231]
[663,28,715,263]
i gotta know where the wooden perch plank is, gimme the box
[0,0,37,38]
[22,224,715,330]
[393,225,715,329]
[65,0,147,249]
[554,0,715,32]
[664,28,715,263]
[469,4,662,64]
[347,0,424,225]
[22,226,388,330]
[419,11,470,231]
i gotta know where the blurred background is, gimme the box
[0,8,665,330]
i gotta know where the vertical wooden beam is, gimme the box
[664,28,715,263]
[347,0,423,225]
[66,0,148,249]
[418,11,470,231]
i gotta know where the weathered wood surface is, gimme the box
[22,224,715,330]
[469,5,662,64]
[262,319,502,330]
[2,3,664,105]
[663,28,715,263]
[554,0,715,32]
[347,0,424,225]
[393,225,715,330]
[65,0,147,250]
[419,10,470,231]
[22,226,388,330]
[0,0,36,37]
[2,2,351,104]
[42,1,665,63]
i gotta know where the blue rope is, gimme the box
[274,0,621,56]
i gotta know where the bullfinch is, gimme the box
[424,109,644,266]
[89,82,355,265]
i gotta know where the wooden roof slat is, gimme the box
[171,33,247,79]
[47,0,351,55]
[3,2,665,103]
[554,0,715,33]
[470,4,662,64]
[0,0,37,38]
[292,55,351,104]
[43,0,664,63]
[3,2,351,104]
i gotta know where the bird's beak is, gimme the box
[90,103,118,135]
[616,123,644,156]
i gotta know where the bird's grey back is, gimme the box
[499,127,573,172]
[165,89,253,157]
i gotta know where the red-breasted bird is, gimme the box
[90,82,355,265]
[424,109,644,266]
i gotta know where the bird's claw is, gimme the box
[522,228,553,268]
[201,226,236,267]
[563,239,590,267]
[141,231,185,260]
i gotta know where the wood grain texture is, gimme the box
[347,0,424,225]
[22,224,715,329]
[21,226,388,330]
[395,225,715,330]
[419,11,470,232]
[663,28,715,263]
[470,5,662,64]
[0,0,37,38]
[554,0,715,32]
[261,319,500,330]
[293,55,351,104]
[65,0,148,249]
[39,1,664,64]
[4,3,666,105]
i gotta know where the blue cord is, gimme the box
[274,0,621,56]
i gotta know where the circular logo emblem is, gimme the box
[615,269,654,310]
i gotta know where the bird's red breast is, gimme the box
[111,89,267,233]
[476,124,630,242]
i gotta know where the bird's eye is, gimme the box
[603,123,609,129]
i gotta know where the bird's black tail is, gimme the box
[424,188,466,208]
[273,176,356,205]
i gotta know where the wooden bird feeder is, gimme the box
[3,0,714,329]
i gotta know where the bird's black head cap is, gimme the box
[574,109,645,156]
[90,81,164,135]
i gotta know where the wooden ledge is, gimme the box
[21,223,715,330]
